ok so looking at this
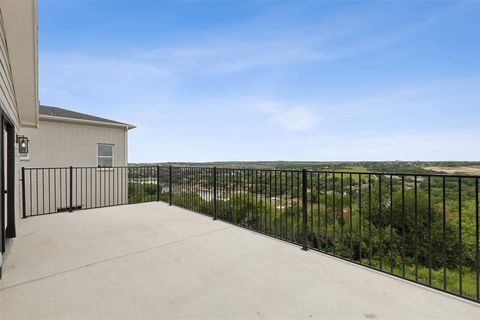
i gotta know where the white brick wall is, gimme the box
[21,118,129,168]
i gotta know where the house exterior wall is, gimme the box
[0,8,20,253]
[21,118,129,168]
[0,8,20,129]
[20,119,130,213]
[0,0,38,275]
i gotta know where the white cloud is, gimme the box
[212,98,318,131]
[269,105,317,131]
[41,53,168,87]
[128,37,339,76]
[39,52,176,111]
[303,129,480,161]
[119,4,462,77]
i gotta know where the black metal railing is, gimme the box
[21,166,169,217]
[169,167,479,303]
[22,165,479,303]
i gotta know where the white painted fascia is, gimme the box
[39,114,136,130]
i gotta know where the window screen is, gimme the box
[98,144,114,167]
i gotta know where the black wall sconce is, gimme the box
[16,135,29,154]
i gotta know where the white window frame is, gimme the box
[97,144,114,168]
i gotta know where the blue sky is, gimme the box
[39,1,480,162]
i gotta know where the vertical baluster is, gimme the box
[333,173,336,256]
[349,173,353,260]
[390,175,393,273]
[443,177,447,290]
[402,175,405,278]
[414,175,418,281]
[359,174,362,264]
[318,172,321,250]
[476,177,479,301]
[428,176,432,285]
[340,174,344,256]
[368,174,371,266]
[459,177,462,295]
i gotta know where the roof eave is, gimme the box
[2,0,39,127]
[39,114,136,130]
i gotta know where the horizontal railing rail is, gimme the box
[21,165,479,303]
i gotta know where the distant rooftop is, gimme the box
[39,105,135,129]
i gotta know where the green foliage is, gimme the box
[128,182,158,203]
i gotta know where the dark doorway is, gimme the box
[0,112,15,254]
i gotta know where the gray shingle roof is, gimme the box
[39,105,135,128]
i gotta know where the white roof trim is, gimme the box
[40,114,136,129]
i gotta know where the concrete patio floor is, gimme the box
[1,202,479,319]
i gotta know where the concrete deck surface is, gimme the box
[1,202,479,319]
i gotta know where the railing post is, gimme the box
[21,167,26,218]
[213,167,217,220]
[168,165,172,206]
[156,165,160,201]
[302,168,308,251]
[69,166,73,212]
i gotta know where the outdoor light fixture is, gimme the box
[16,135,29,154]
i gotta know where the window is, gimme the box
[97,144,114,168]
